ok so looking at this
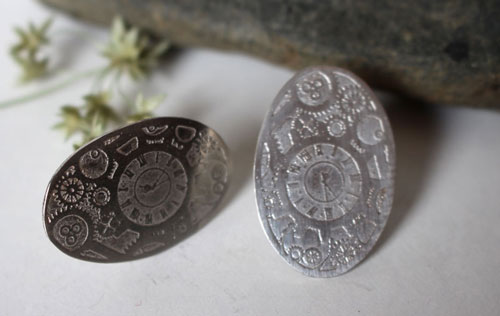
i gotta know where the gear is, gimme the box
[289,246,304,261]
[336,84,370,126]
[53,171,96,212]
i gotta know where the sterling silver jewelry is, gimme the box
[43,117,230,262]
[254,66,395,277]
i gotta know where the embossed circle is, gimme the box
[79,149,109,179]
[59,177,84,203]
[338,85,369,125]
[134,168,171,207]
[327,119,346,137]
[286,143,362,221]
[304,162,344,202]
[53,214,88,251]
[303,247,322,266]
[356,115,385,145]
[296,71,332,107]
[93,187,110,206]
[118,151,188,226]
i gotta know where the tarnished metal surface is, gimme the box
[43,117,230,262]
[254,66,395,277]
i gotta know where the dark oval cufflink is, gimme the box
[43,117,230,262]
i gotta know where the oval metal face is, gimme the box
[254,66,395,277]
[43,117,230,262]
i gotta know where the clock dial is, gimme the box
[118,151,188,226]
[286,143,362,221]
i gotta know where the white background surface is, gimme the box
[1,1,499,315]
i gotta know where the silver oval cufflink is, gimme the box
[43,117,230,262]
[254,66,395,277]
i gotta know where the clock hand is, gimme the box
[139,183,153,192]
[146,178,171,193]
[151,174,163,188]
[141,173,165,193]
[319,172,327,201]
[324,182,335,198]
[156,178,170,187]
[320,171,336,199]
[321,173,335,199]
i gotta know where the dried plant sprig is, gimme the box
[102,17,170,81]
[127,93,165,123]
[52,16,170,148]
[54,91,164,148]
[2,16,171,110]
[4,15,170,149]
[10,18,53,82]
[73,115,106,150]
[54,91,119,149]
[82,91,119,126]
[53,105,84,139]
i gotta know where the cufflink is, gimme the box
[254,66,395,277]
[43,117,230,262]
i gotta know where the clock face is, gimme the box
[286,143,362,221]
[117,151,188,226]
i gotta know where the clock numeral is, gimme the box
[145,214,153,225]
[173,169,184,178]
[337,202,347,214]
[294,197,304,205]
[345,192,359,200]
[350,173,362,182]
[341,157,352,165]
[137,154,147,167]
[298,150,312,163]
[118,186,128,192]
[160,209,168,219]
[307,206,318,217]
[324,207,333,218]
[314,144,323,156]
[120,199,133,208]
[287,163,301,174]
[124,169,135,178]
[130,208,140,219]
[165,155,174,166]
[176,184,186,191]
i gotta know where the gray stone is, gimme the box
[41,0,500,107]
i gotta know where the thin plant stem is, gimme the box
[113,70,135,108]
[0,67,105,109]
[91,67,111,92]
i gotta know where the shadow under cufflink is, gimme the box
[43,117,231,262]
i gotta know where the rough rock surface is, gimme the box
[41,0,500,107]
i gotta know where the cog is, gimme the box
[336,84,370,126]
[52,168,97,212]
[294,71,342,123]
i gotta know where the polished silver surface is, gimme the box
[254,66,395,277]
[43,117,230,262]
